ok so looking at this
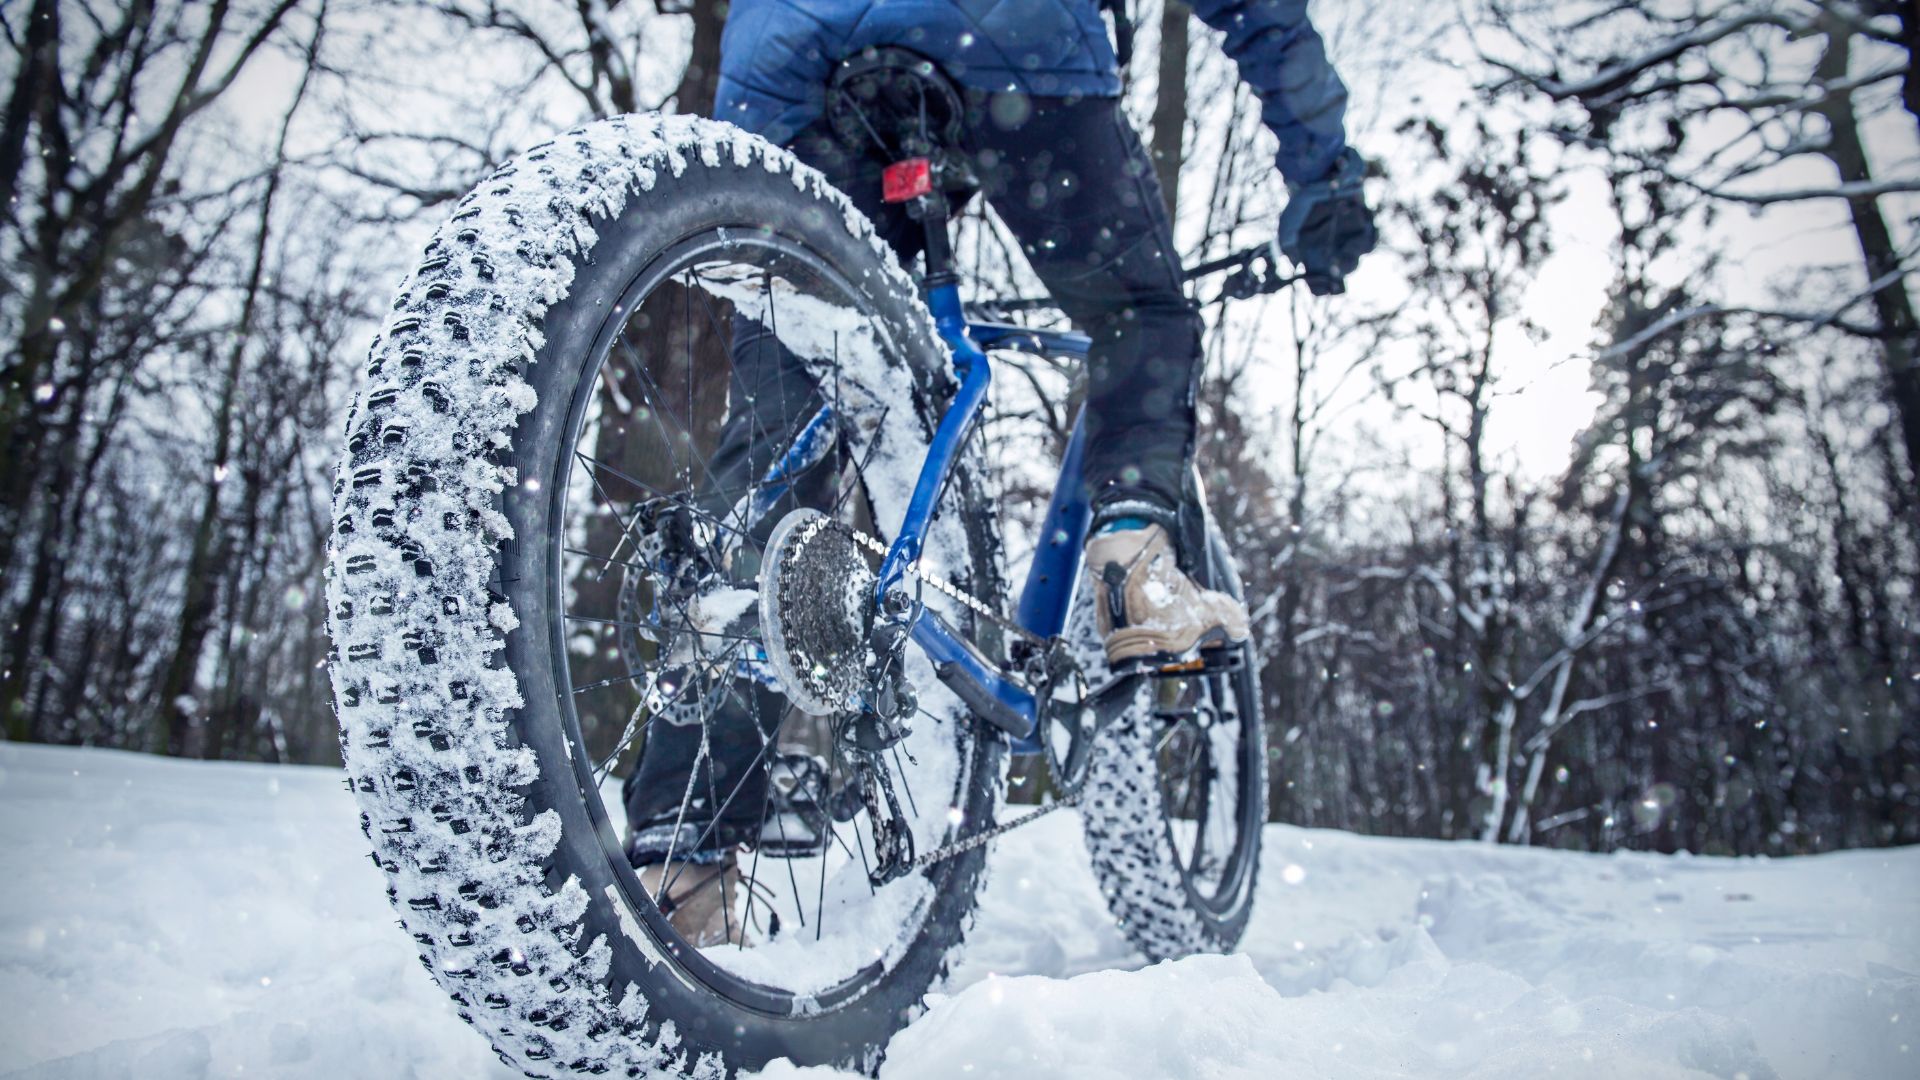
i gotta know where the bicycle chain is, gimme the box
[835,522,1046,647]
[904,785,1085,872]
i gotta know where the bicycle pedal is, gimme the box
[1127,645,1244,679]
[748,808,835,859]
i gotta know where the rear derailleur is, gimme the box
[841,608,919,887]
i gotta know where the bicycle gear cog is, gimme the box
[759,508,876,716]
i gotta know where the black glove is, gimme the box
[1276,147,1377,296]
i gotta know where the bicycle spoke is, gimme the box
[575,449,752,545]
[737,719,779,947]
[1188,736,1213,877]
[660,591,763,647]
[591,642,748,781]
[849,809,876,896]
[565,545,652,576]
[770,787,808,930]
[655,726,712,900]
[574,450,658,582]
[656,735,779,900]
[890,744,920,820]
[1155,724,1181,755]
[595,699,649,787]
[614,340,701,486]
[565,613,663,638]
[814,787,832,942]
[694,284,835,536]
[687,616,737,949]
[544,229,991,999]
[719,274,836,540]
[830,403,890,524]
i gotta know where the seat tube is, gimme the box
[874,185,989,608]
[1015,407,1092,639]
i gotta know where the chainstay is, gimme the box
[834,520,1044,646]
[816,521,1080,869]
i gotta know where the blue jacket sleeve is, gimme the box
[713,0,838,145]
[1185,0,1351,184]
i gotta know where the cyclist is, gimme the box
[626,0,1378,943]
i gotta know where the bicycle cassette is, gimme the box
[759,509,876,715]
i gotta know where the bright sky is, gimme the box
[1194,1,1920,485]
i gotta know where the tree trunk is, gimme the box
[0,0,58,231]
[1815,22,1920,503]
[1150,0,1190,219]
[671,1,725,114]
[1896,0,1920,134]
[155,20,316,753]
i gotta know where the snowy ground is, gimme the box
[2,743,1914,1079]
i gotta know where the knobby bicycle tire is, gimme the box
[326,114,1006,1077]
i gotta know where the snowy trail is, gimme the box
[1,744,1914,1079]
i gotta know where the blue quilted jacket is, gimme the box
[714,0,1352,184]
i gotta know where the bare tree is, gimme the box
[1,0,301,575]
[1,0,304,740]
[1478,0,1920,517]
[1378,116,1563,838]
[156,10,326,755]
[1149,0,1191,214]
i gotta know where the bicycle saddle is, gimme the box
[826,46,981,204]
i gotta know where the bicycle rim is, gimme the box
[1153,642,1262,914]
[546,228,983,1013]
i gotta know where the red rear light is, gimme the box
[882,158,933,203]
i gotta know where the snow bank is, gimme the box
[3,743,1915,1079]
[0,744,508,1079]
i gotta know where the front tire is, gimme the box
[1079,522,1266,959]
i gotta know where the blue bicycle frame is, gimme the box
[879,283,1096,754]
[742,155,1293,756]
[750,280,1094,755]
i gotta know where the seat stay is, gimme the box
[872,280,984,604]
[865,277,1109,756]
[873,280,1048,748]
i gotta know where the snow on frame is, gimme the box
[4,742,1916,1080]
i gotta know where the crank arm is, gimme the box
[908,606,1037,742]
[1087,672,1146,736]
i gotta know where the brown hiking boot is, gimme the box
[639,854,746,947]
[1086,523,1250,667]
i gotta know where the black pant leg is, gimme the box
[967,95,1203,516]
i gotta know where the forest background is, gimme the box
[3,0,1915,855]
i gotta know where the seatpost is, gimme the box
[873,155,992,605]
[881,157,958,293]
[915,192,957,290]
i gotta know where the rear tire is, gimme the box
[327,114,1004,1077]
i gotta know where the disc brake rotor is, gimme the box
[759,508,877,716]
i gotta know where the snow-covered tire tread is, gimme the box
[1077,552,1265,962]
[326,113,992,1078]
